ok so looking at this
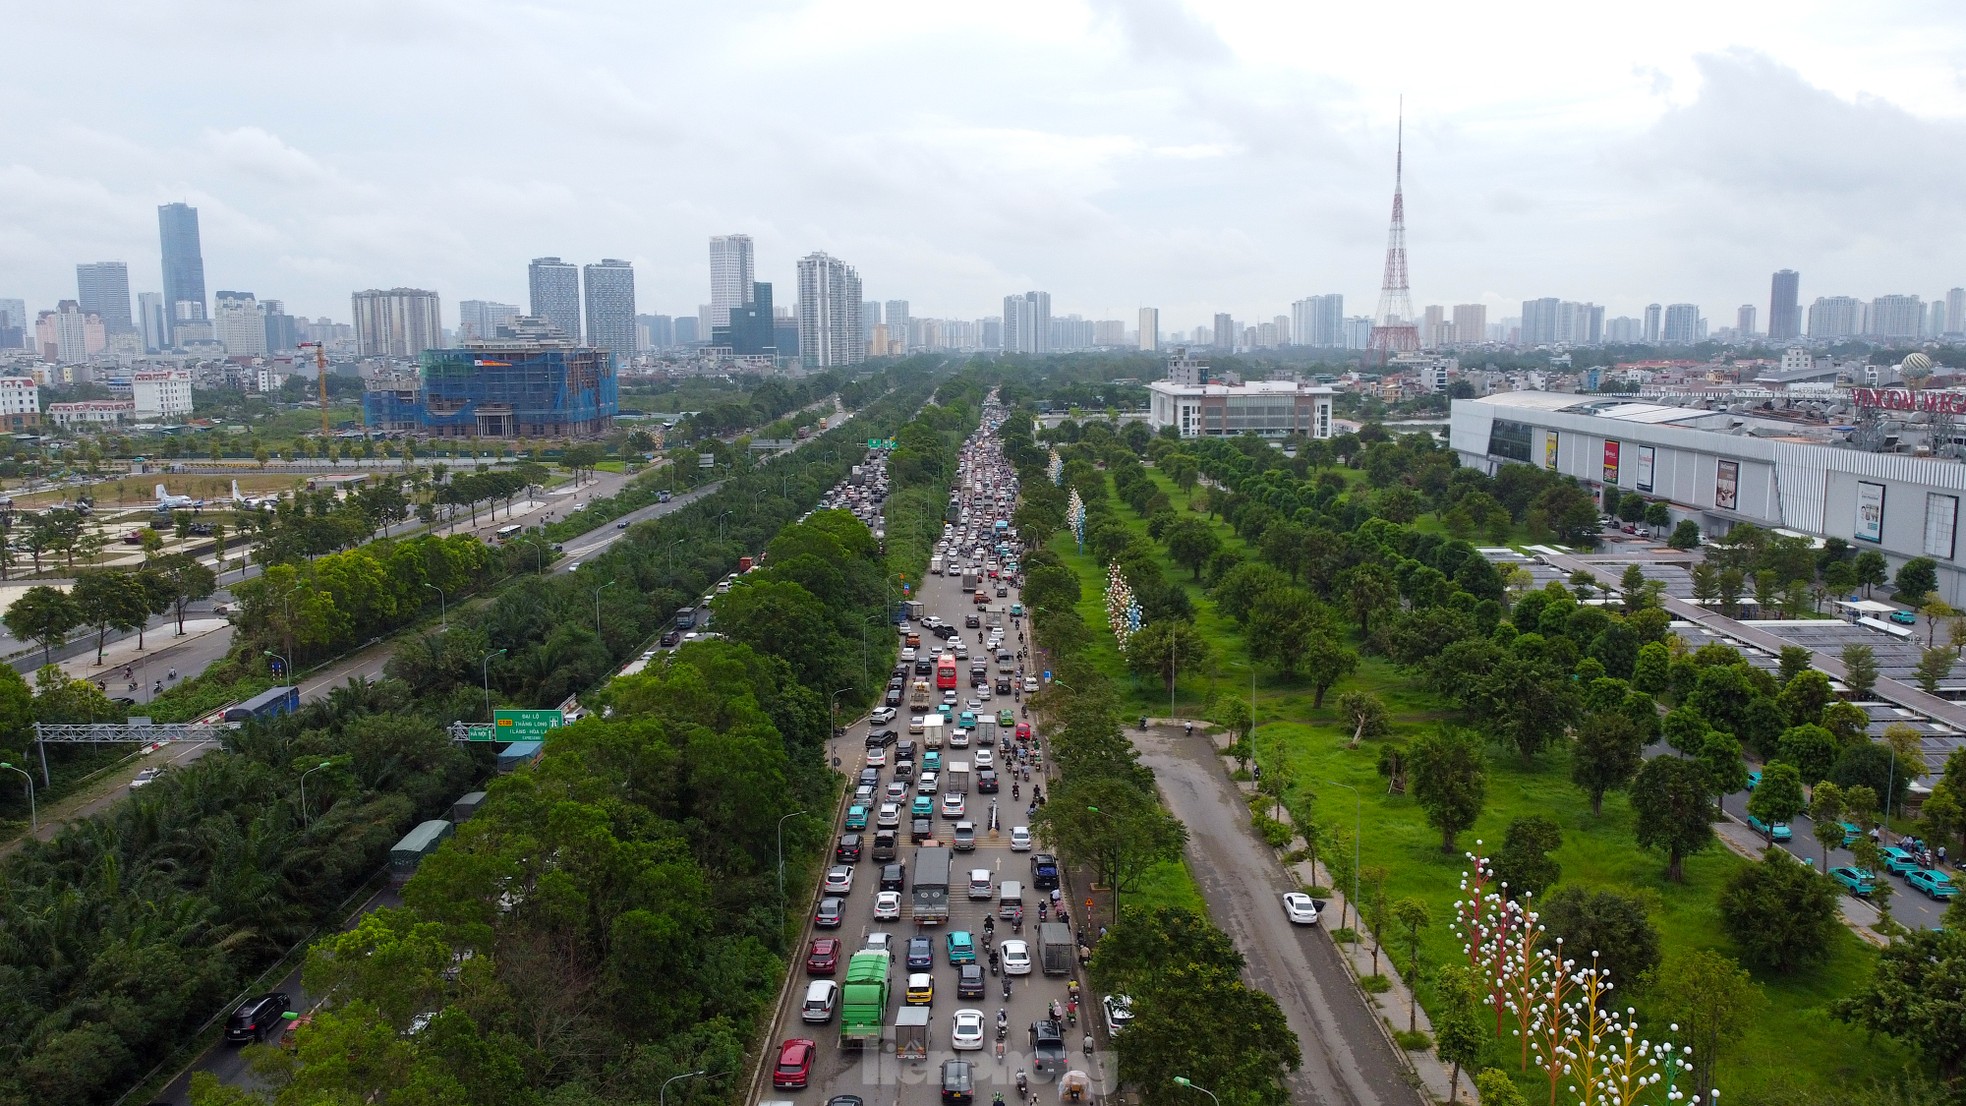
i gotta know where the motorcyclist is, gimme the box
[983,914,995,934]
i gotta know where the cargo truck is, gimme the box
[1038,921,1074,976]
[930,554,944,575]
[947,761,971,794]
[975,719,997,747]
[840,949,892,1047]
[922,715,945,751]
[962,570,981,591]
[912,846,952,925]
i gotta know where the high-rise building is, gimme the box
[527,257,581,341]
[261,299,299,354]
[884,301,910,351]
[582,259,636,368]
[38,301,103,362]
[713,281,778,356]
[796,252,864,369]
[1138,307,1160,351]
[1212,313,1235,351]
[1604,316,1642,343]
[1736,304,1757,338]
[157,202,207,344]
[673,316,700,345]
[1421,305,1446,348]
[363,316,616,438]
[1273,315,1291,346]
[1342,316,1374,349]
[1807,296,1864,339]
[76,262,133,334]
[861,301,881,335]
[708,234,755,328]
[213,291,267,356]
[0,298,29,350]
[1519,298,1560,345]
[1643,304,1662,343]
[636,314,673,350]
[136,292,166,352]
[1451,304,1487,348]
[351,288,443,357]
[459,300,519,341]
[1868,294,1924,340]
[1093,319,1127,346]
[1947,289,1966,337]
[1661,303,1700,344]
[1768,270,1801,341]
[1002,292,1051,355]
[1292,295,1344,347]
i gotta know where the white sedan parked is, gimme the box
[1282,892,1321,925]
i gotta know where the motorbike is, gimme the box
[1003,975,1014,999]
[996,1009,1009,1041]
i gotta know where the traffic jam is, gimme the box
[764,396,1117,1106]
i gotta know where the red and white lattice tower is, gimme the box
[1367,101,1420,358]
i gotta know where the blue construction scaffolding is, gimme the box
[364,336,618,438]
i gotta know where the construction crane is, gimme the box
[297,341,330,439]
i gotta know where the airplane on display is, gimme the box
[232,480,280,510]
[154,485,202,510]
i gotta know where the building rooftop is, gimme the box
[1148,378,1336,396]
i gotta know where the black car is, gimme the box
[957,963,986,999]
[867,729,898,748]
[880,862,907,892]
[915,660,934,675]
[836,834,863,862]
[858,767,880,789]
[907,934,935,970]
[911,817,934,843]
[1031,853,1059,890]
[977,769,999,794]
[660,630,681,646]
[941,1059,974,1105]
[885,689,903,707]
[965,614,981,628]
[225,992,292,1043]
[1029,1019,1066,1077]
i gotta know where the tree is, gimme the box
[1831,742,1911,815]
[1645,948,1765,1105]
[1915,646,1955,693]
[1337,690,1388,749]
[1473,1070,1529,1106]
[1841,643,1880,700]
[1493,815,1562,900]
[1836,928,1966,1081]
[1540,885,1662,986]
[1300,631,1359,709]
[1032,779,1188,912]
[150,553,218,636]
[1390,897,1431,1032]
[1894,557,1940,604]
[1777,668,1834,727]
[1342,562,1399,638]
[1747,762,1807,843]
[1630,755,1716,881]
[1855,550,1889,598]
[1123,619,1211,693]
[3,586,81,665]
[72,570,151,665]
[1631,641,1670,694]
[1162,517,1220,581]
[1777,723,1839,785]
[1667,519,1702,550]
[1408,725,1486,853]
[1246,587,1321,676]
[1720,848,1840,971]
[1433,965,1488,1104]
[1572,711,1644,816]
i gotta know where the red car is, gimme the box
[774,1038,817,1089]
[806,938,840,976]
[1015,723,1031,741]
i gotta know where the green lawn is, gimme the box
[1048,468,1909,1104]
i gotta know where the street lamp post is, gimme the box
[668,537,686,574]
[1326,779,1362,933]
[1172,1076,1219,1106]
[298,761,333,826]
[831,687,855,737]
[595,580,616,636]
[481,649,507,719]
[423,582,446,629]
[776,810,807,910]
[659,1069,708,1106]
[0,761,35,832]
[717,511,732,543]
[263,649,291,682]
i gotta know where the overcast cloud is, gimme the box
[4,0,1965,333]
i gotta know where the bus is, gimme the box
[222,685,300,723]
[494,524,524,542]
[675,606,698,630]
[935,654,959,692]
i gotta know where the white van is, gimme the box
[969,868,994,900]
[998,880,1024,918]
[801,979,838,1023]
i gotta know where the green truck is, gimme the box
[840,949,893,1048]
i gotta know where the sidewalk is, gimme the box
[60,616,234,691]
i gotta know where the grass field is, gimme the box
[1047,467,1910,1104]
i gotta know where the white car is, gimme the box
[1102,994,1134,1036]
[866,932,895,954]
[129,766,166,791]
[951,1007,986,1051]
[866,746,887,767]
[824,866,855,894]
[1010,826,1032,851]
[1023,677,1038,692]
[874,891,903,920]
[1282,891,1320,925]
[1000,939,1032,976]
[871,707,896,725]
[974,748,994,769]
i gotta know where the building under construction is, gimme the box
[362,316,617,438]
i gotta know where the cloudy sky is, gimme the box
[4,0,1965,334]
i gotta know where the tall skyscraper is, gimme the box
[157,202,207,344]
[714,281,778,356]
[1868,294,1924,340]
[582,259,636,368]
[1292,295,1344,348]
[1138,307,1160,351]
[637,314,673,350]
[1736,304,1757,337]
[261,299,298,354]
[884,301,910,350]
[1947,289,1966,337]
[213,291,267,356]
[0,298,24,349]
[528,257,581,341]
[861,301,881,335]
[1519,298,1561,345]
[136,292,166,352]
[1930,298,1948,338]
[708,234,755,328]
[1421,305,1446,347]
[459,300,519,341]
[1213,313,1234,351]
[1807,296,1864,339]
[76,262,133,334]
[1768,270,1800,341]
[673,316,700,345]
[1643,303,1662,343]
[796,252,864,369]
[351,288,443,357]
[1661,303,1701,344]
[1452,304,1487,348]
[1002,292,1051,355]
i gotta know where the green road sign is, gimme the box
[464,724,497,741]
[493,709,565,742]
[867,438,897,450]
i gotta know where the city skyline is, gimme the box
[3,5,1966,331]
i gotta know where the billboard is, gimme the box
[1544,431,1558,470]
[1602,440,1621,485]
[1853,388,1966,415]
[1635,445,1656,493]
[1856,481,1886,543]
[1715,460,1739,511]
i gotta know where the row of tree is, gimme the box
[4,554,218,665]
